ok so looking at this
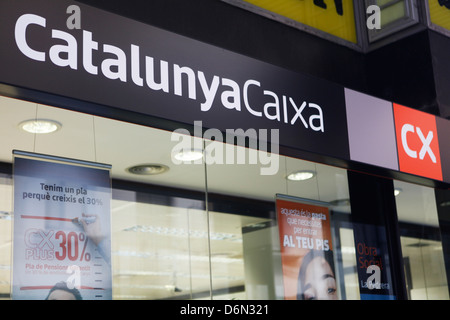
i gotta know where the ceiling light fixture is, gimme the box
[19,119,61,134]
[286,170,316,181]
[173,149,204,162]
[394,188,402,196]
[126,164,169,175]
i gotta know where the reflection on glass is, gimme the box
[380,1,406,27]
[0,174,12,299]
[339,228,359,299]
[394,180,449,300]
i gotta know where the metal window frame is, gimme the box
[425,0,450,38]
[364,0,420,43]
[221,0,427,53]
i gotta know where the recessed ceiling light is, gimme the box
[19,119,61,134]
[394,188,402,196]
[173,149,204,162]
[286,170,316,181]
[126,164,169,175]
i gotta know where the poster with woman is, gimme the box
[276,195,336,300]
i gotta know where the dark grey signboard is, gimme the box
[0,0,350,161]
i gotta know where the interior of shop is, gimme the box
[0,94,447,300]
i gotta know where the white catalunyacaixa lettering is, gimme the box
[14,13,324,132]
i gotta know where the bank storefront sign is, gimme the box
[1,0,450,184]
[14,12,326,133]
[0,0,349,163]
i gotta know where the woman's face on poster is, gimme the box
[302,256,337,300]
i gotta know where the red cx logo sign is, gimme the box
[401,124,437,163]
[394,103,442,181]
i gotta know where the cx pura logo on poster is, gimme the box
[241,0,357,43]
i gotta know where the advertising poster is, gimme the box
[352,223,396,300]
[12,151,112,300]
[276,195,335,300]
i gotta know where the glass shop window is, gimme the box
[204,139,359,300]
[394,180,449,300]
